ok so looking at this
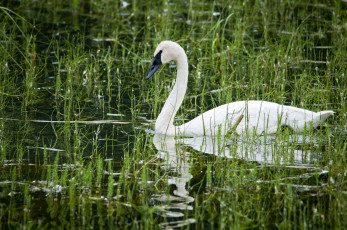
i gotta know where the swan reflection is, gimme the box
[150,133,320,227]
[153,133,318,165]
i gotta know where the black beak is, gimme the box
[146,50,162,80]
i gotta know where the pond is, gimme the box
[0,0,346,229]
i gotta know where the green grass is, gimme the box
[0,0,346,229]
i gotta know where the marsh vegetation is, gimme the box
[0,0,346,229]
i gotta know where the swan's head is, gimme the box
[146,41,185,80]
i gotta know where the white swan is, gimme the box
[146,41,334,136]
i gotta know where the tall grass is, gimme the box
[0,0,346,229]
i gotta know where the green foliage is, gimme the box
[0,0,346,229]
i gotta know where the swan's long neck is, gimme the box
[155,52,188,135]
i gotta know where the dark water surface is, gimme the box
[0,0,346,229]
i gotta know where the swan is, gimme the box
[146,41,334,136]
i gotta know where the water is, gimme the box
[0,0,346,229]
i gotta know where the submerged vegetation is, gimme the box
[0,0,346,229]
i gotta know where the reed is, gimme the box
[0,0,346,229]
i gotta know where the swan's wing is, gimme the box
[181,101,285,136]
[234,101,285,135]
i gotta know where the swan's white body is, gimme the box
[146,41,334,136]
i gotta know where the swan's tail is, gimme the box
[310,110,335,129]
[317,110,335,121]
[292,110,334,132]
